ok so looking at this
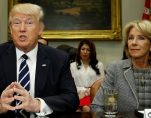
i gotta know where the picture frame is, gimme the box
[8,0,121,41]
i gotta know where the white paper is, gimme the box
[144,109,151,118]
[138,110,144,114]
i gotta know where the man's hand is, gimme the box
[1,82,15,113]
[13,82,40,113]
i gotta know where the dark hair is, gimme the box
[76,39,100,75]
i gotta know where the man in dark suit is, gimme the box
[0,3,79,117]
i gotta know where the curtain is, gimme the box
[142,0,151,20]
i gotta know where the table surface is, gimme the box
[0,111,143,118]
[47,111,143,118]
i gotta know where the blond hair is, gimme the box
[9,3,44,25]
[123,20,151,58]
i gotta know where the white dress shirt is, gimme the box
[16,44,53,117]
[70,61,104,93]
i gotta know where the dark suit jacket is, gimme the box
[0,42,79,117]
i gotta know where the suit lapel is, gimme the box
[3,44,17,85]
[35,45,50,97]
[123,59,139,105]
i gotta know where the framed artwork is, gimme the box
[8,0,121,40]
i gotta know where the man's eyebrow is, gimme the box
[12,17,20,20]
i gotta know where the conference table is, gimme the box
[0,111,143,118]
[38,111,143,118]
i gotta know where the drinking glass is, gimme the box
[103,88,118,117]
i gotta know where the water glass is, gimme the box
[103,88,118,117]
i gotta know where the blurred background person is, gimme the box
[56,44,77,63]
[70,39,105,112]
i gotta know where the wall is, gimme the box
[47,0,144,67]
[0,0,144,68]
[0,0,8,44]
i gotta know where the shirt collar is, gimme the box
[16,44,38,61]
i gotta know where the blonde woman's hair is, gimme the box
[123,20,151,58]
[9,3,44,25]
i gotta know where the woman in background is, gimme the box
[70,39,105,112]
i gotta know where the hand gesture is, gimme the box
[1,82,15,112]
[0,82,40,113]
[13,82,40,112]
